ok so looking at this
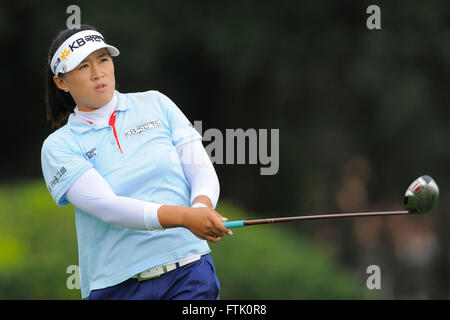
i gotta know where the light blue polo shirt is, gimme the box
[41,90,211,298]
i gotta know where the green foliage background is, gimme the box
[0,182,364,299]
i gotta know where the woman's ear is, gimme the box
[53,75,69,92]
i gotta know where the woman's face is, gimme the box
[53,48,115,112]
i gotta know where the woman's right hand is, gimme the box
[157,205,233,242]
[182,207,233,242]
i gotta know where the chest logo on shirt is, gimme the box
[124,119,161,138]
[85,147,97,160]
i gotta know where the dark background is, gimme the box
[0,0,448,299]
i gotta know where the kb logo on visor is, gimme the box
[68,34,104,52]
[60,49,71,60]
[52,34,105,73]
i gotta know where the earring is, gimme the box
[65,89,69,92]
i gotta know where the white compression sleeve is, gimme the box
[65,168,164,231]
[177,139,220,208]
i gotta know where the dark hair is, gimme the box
[45,25,98,129]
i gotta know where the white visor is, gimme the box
[50,30,119,75]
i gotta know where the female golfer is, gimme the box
[41,25,232,300]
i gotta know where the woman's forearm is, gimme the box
[66,168,163,230]
[157,205,188,228]
[66,168,231,240]
[158,205,232,242]
[177,140,220,208]
[192,195,213,208]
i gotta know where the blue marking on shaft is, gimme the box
[223,220,246,228]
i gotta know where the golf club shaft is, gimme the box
[223,210,409,228]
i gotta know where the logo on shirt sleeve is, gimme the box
[124,119,161,138]
[47,166,67,192]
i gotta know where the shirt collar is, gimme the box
[68,90,130,134]
[74,92,117,127]
[116,91,129,111]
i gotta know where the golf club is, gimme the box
[223,175,439,229]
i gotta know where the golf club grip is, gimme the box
[223,220,246,228]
